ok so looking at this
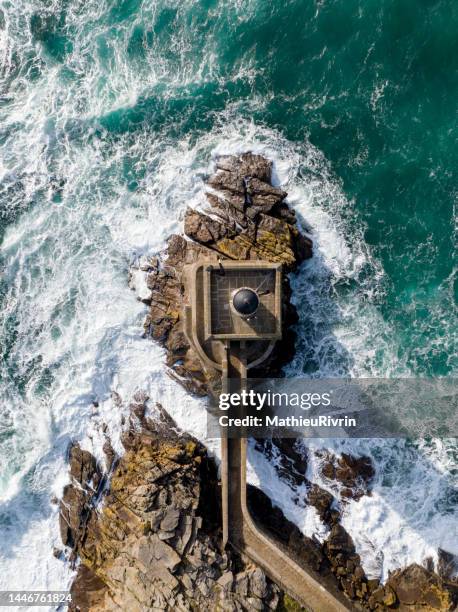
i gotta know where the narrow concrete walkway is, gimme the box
[221,342,352,612]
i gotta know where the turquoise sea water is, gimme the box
[0,0,456,590]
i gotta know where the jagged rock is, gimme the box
[254,440,340,528]
[438,549,458,582]
[271,200,297,225]
[69,565,107,611]
[59,443,102,549]
[217,571,234,591]
[250,568,268,599]
[382,586,397,607]
[307,484,335,525]
[133,535,181,572]
[129,268,153,303]
[68,443,100,488]
[143,152,312,396]
[321,523,376,604]
[325,524,356,557]
[212,213,307,270]
[319,450,375,501]
[102,438,117,472]
[59,485,86,548]
[255,439,307,489]
[274,439,308,475]
[246,177,287,212]
[247,485,325,574]
[215,153,272,182]
[129,390,149,422]
[61,406,281,611]
[139,254,159,272]
[160,508,181,532]
[205,190,257,228]
[207,170,246,198]
[386,564,456,610]
[184,208,232,244]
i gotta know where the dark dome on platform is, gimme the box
[232,288,259,316]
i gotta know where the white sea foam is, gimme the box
[1,113,456,594]
[0,0,456,601]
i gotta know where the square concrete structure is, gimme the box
[203,261,282,341]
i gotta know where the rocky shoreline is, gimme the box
[59,154,457,611]
[59,401,456,612]
[59,400,281,611]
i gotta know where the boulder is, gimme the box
[246,177,287,212]
[59,443,102,550]
[184,208,232,244]
[207,169,245,195]
[215,152,273,182]
[307,483,335,525]
[437,548,458,582]
[325,524,356,557]
[68,443,100,488]
[386,564,456,610]
[69,565,107,612]
[319,450,375,501]
[102,439,116,472]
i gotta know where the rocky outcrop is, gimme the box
[319,450,375,501]
[61,405,280,611]
[247,485,327,575]
[139,152,312,396]
[437,549,458,583]
[60,444,104,551]
[253,440,457,610]
[323,524,373,604]
[61,153,457,612]
[60,419,457,612]
[373,564,458,611]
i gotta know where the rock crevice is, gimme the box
[60,404,281,611]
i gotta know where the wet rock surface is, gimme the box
[60,444,104,550]
[253,439,456,610]
[247,484,327,575]
[383,564,457,610]
[318,450,375,501]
